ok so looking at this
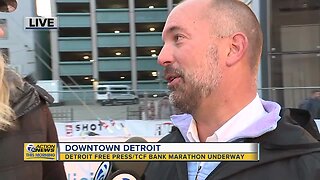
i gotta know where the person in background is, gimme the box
[299,90,320,119]
[0,54,67,180]
[147,101,156,120]
[143,0,320,179]
[157,96,174,120]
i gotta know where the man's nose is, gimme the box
[157,44,174,67]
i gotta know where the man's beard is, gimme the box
[166,47,221,114]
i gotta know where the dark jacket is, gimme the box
[0,74,67,180]
[143,108,320,180]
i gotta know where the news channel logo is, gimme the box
[24,143,57,161]
[24,17,58,30]
[94,162,112,180]
[26,143,36,152]
[108,170,139,180]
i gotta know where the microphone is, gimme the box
[125,136,147,143]
[94,161,112,180]
[94,137,149,180]
[106,170,139,180]
[112,137,148,178]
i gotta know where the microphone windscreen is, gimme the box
[125,137,148,143]
[112,137,148,177]
[106,170,140,180]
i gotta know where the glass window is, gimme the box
[137,71,158,80]
[136,22,164,33]
[99,71,131,81]
[99,70,159,81]
[97,87,107,94]
[57,3,90,13]
[60,75,93,85]
[136,47,162,57]
[59,27,91,37]
[60,52,92,62]
[96,0,128,9]
[270,0,320,52]
[135,0,166,8]
[269,53,320,107]
[97,23,129,33]
[110,87,128,94]
[173,0,183,5]
[268,0,320,107]
[98,47,130,57]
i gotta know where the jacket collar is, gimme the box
[10,82,41,120]
[210,111,320,179]
[210,145,320,179]
[171,99,282,142]
[170,108,320,179]
[5,68,54,120]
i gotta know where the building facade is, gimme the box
[51,0,183,93]
[260,0,320,108]
[50,0,319,107]
[1,0,34,76]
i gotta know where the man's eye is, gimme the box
[174,34,184,42]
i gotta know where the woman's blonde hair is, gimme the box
[0,53,14,131]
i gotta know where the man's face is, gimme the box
[158,2,223,114]
[313,92,320,100]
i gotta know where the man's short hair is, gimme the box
[206,0,263,73]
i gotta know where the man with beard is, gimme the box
[143,0,320,180]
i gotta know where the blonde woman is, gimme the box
[0,54,13,130]
[0,54,67,179]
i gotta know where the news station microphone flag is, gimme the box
[106,170,139,180]
[94,137,149,180]
[94,161,112,180]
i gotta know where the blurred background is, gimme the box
[0,0,319,133]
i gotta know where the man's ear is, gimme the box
[226,32,248,67]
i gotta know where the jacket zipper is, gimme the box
[195,164,202,180]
